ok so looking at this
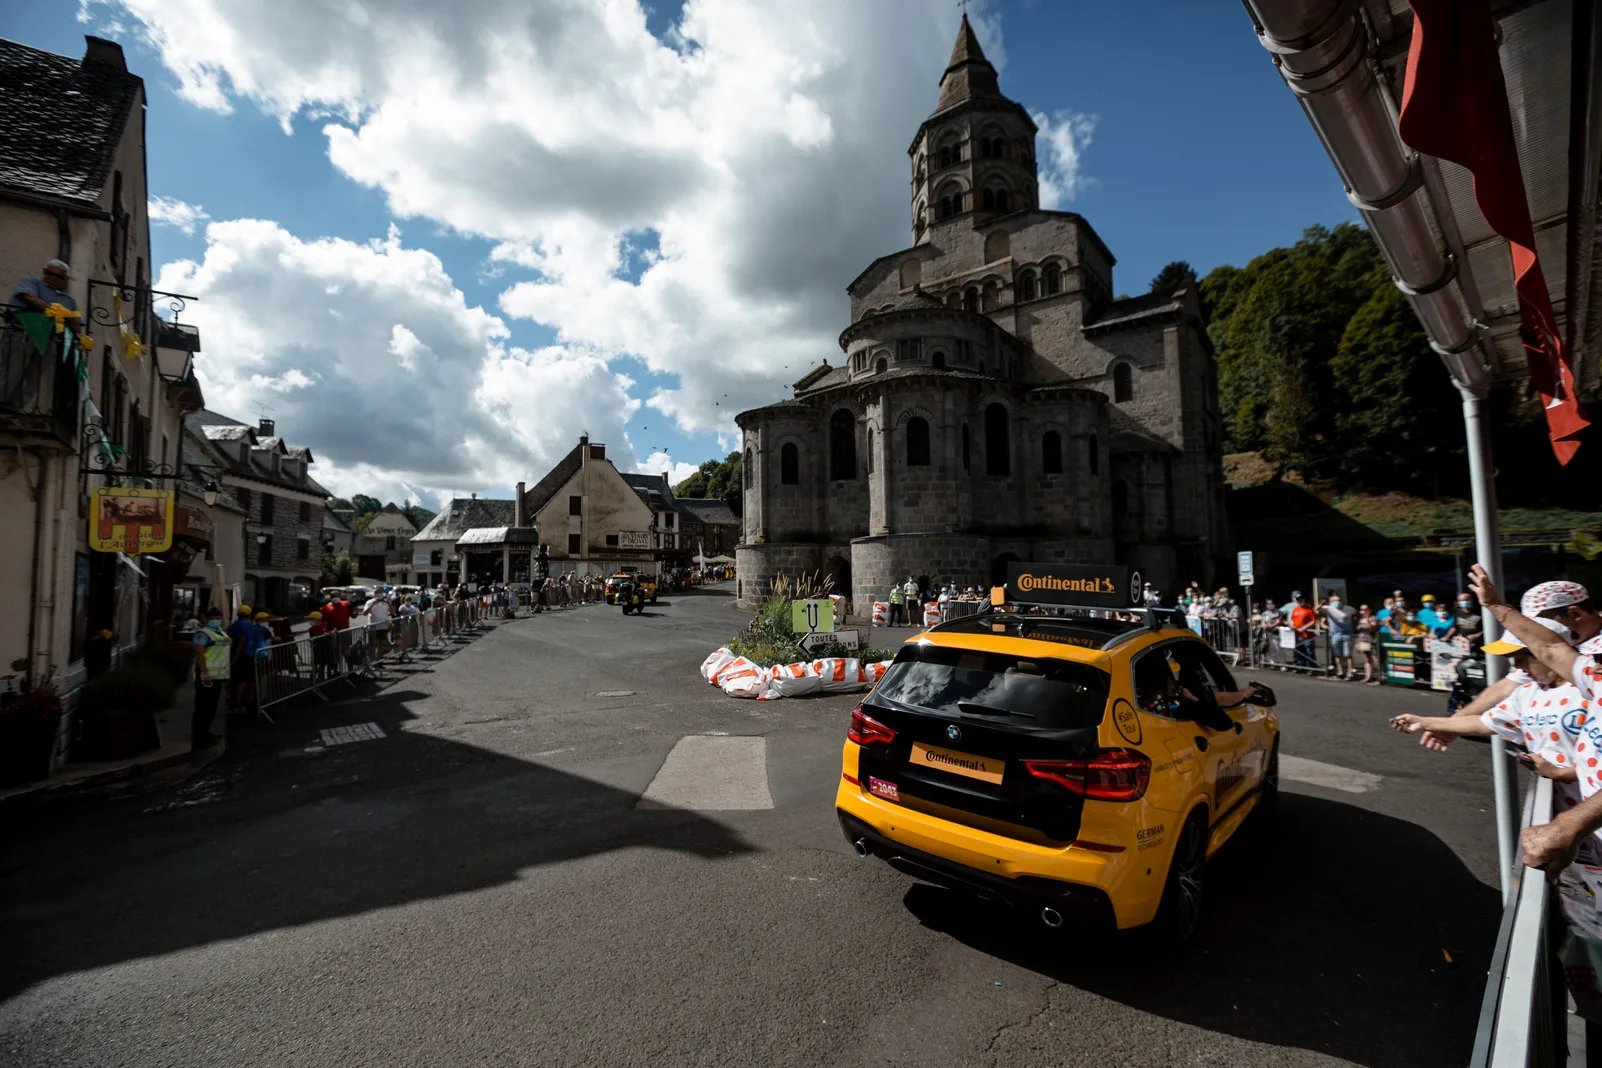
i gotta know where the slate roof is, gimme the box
[934,14,1003,113]
[323,507,354,534]
[413,498,517,542]
[522,441,586,516]
[676,498,739,527]
[183,409,331,496]
[455,526,541,547]
[1084,291,1184,334]
[177,426,247,515]
[621,472,677,509]
[0,37,142,207]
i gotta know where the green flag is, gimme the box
[14,311,53,356]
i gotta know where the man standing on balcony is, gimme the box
[10,260,77,313]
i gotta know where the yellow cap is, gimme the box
[307,610,323,620]
[238,605,251,615]
[254,612,270,620]
[1481,637,1522,656]
[1421,594,1436,603]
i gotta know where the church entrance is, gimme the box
[989,552,1021,589]
[825,555,851,600]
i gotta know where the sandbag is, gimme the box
[700,647,736,684]
[720,660,773,698]
[862,660,892,687]
[871,602,888,626]
[768,661,822,697]
[922,603,941,627]
[811,657,868,693]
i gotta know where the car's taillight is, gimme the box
[1023,748,1151,801]
[847,705,897,746]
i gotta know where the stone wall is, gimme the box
[850,533,992,613]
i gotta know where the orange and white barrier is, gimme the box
[829,594,845,622]
[922,602,941,627]
[699,645,892,699]
[871,601,888,626]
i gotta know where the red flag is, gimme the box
[1397,0,1587,464]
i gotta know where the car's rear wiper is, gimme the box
[956,701,1035,719]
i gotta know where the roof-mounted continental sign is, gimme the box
[1005,562,1143,609]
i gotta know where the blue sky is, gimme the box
[10,1,1355,507]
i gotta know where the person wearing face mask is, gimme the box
[1320,593,1355,680]
[1445,592,1484,646]
[190,606,230,750]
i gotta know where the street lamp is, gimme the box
[256,531,268,545]
[202,479,219,507]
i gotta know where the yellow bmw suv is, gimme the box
[836,569,1278,943]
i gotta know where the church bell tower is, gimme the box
[910,14,1041,245]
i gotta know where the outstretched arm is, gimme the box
[1391,713,1493,738]
[1469,564,1579,680]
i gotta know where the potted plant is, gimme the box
[74,663,173,760]
[0,684,63,786]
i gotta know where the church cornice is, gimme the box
[836,304,1030,354]
[908,98,1037,157]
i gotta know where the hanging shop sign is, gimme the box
[89,487,174,554]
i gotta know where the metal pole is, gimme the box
[1463,387,1516,900]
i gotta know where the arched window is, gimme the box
[1113,480,1129,513]
[1113,362,1133,402]
[946,290,962,308]
[906,417,931,466]
[1043,265,1062,295]
[984,230,1010,263]
[1042,431,1062,475]
[965,288,979,313]
[899,259,922,288]
[932,350,946,369]
[744,448,753,488]
[829,409,856,480]
[876,357,888,374]
[961,423,971,471]
[780,442,799,485]
[1018,270,1036,301]
[994,189,1010,213]
[867,428,874,473]
[981,188,995,211]
[1087,433,1100,475]
[985,403,1010,476]
[982,281,997,311]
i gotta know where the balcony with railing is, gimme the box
[0,307,84,445]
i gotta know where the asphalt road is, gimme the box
[1,588,1506,1068]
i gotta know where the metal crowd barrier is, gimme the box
[1472,775,1561,1068]
[251,600,495,713]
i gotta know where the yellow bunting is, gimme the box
[43,302,80,333]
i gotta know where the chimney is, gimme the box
[661,472,669,486]
[83,37,128,71]
[514,482,526,527]
[258,418,275,437]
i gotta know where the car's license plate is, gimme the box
[868,777,899,801]
[909,742,1005,784]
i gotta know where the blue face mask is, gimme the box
[205,618,223,632]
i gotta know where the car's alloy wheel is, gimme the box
[1157,813,1208,944]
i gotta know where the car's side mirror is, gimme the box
[1249,683,1277,708]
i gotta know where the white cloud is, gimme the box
[636,451,701,488]
[157,220,640,506]
[109,1,1094,478]
[148,195,211,235]
[1032,110,1098,208]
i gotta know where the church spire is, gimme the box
[934,13,1001,113]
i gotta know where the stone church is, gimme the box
[735,16,1227,615]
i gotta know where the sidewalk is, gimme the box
[0,699,227,805]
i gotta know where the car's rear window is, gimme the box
[872,644,1111,729]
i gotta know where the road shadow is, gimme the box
[0,686,757,1001]
[901,792,1498,1068]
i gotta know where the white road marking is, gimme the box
[319,722,387,747]
[636,735,774,811]
[1281,754,1383,794]
[595,690,636,698]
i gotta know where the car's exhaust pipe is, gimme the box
[1040,907,1064,929]
[853,838,870,858]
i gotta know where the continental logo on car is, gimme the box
[1015,573,1117,595]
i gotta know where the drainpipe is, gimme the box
[24,449,46,689]
[1242,0,1516,896]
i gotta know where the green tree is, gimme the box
[673,452,743,516]
[321,547,353,586]
[1330,283,1462,490]
[327,496,353,511]
[350,493,381,516]
[1149,260,1197,297]
[403,503,436,530]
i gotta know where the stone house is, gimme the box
[323,507,355,560]
[675,498,740,563]
[351,502,417,581]
[186,411,330,614]
[735,17,1226,615]
[409,496,516,589]
[0,37,207,762]
[517,436,659,576]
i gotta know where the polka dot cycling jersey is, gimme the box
[1491,682,1589,774]
[1574,654,1602,704]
